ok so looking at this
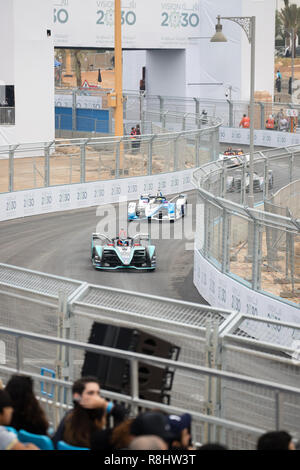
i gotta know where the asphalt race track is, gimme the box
[0,190,206,304]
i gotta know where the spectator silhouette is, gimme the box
[52,376,126,448]
[0,389,38,450]
[257,431,295,450]
[168,413,194,449]
[5,374,49,435]
[239,114,250,128]
[135,124,141,151]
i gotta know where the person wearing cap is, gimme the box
[130,411,174,447]
[0,389,38,450]
[168,413,194,449]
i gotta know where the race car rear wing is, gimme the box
[92,233,113,243]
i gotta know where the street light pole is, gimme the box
[114,0,124,138]
[248,15,256,209]
[211,15,256,209]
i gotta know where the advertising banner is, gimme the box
[0,168,194,222]
[53,0,201,49]
[219,127,300,148]
[193,249,300,343]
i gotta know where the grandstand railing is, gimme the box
[1,264,300,449]
[1,324,300,450]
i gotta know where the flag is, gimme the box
[98,69,102,83]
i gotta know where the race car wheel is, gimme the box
[92,248,102,268]
[146,250,156,270]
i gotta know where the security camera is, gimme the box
[225,91,229,98]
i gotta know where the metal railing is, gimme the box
[0,112,221,193]
[2,324,300,449]
[123,90,300,132]
[193,145,300,306]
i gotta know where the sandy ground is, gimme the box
[230,233,300,305]
[275,57,300,80]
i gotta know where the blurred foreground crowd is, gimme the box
[0,375,298,451]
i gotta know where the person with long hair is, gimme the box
[62,400,106,448]
[5,374,49,435]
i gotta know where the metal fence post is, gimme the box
[8,146,15,192]
[252,219,262,291]
[194,97,200,125]
[162,111,168,130]
[174,133,181,171]
[259,102,265,130]
[72,89,77,134]
[221,208,230,274]
[289,152,294,183]
[80,140,88,183]
[16,335,24,372]
[275,390,284,431]
[148,135,156,175]
[158,95,164,121]
[228,100,233,128]
[240,161,247,205]
[264,156,271,200]
[115,139,121,178]
[204,320,221,443]
[195,132,200,167]
[130,358,139,416]
[44,143,50,187]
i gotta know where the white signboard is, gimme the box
[53,0,201,49]
[285,109,298,117]
[219,127,300,148]
[0,168,194,222]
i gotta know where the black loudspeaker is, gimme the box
[81,322,180,403]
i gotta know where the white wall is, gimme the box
[123,50,146,91]
[0,0,54,145]
[186,0,276,101]
[146,50,186,97]
[0,2,14,85]
[120,0,276,102]
[241,0,276,99]
[186,0,243,101]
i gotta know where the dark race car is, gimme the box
[91,231,156,271]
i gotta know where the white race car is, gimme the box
[128,192,187,223]
[226,170,274,193]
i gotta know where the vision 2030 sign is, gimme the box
[53,0,200,49]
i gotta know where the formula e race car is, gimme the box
[218,148,249,168]
[128,192,187,222]
[226,170,274,193]
[91,231,156,270]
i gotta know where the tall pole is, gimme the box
[248,16,256,209]
[291,28,295,104]
[114,0,123,138]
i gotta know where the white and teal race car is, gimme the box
[91,231,156,271]
[128,192,187,223]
